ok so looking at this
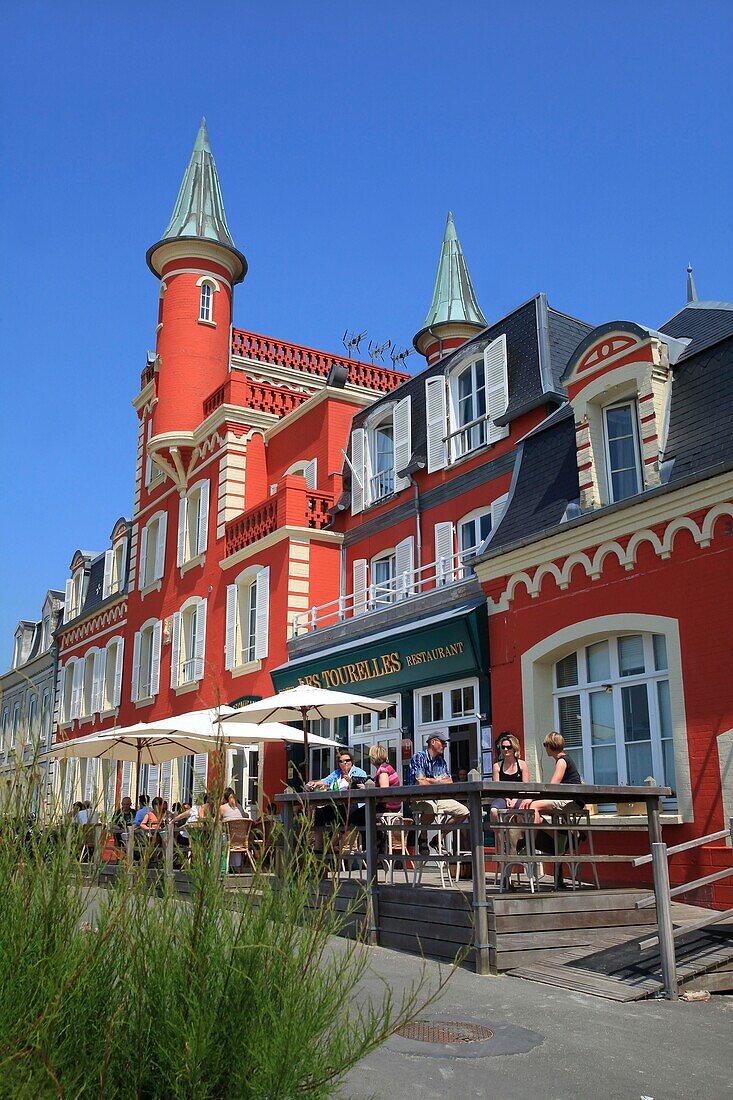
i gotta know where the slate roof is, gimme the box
[480,318,733,558]
[661,302,733,361]
[343,294,590,501]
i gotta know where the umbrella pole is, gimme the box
[135,745,141,804]
[301,707,310,786]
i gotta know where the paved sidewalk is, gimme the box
[342,945,733,1100]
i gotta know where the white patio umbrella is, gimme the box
[222,685,392,782]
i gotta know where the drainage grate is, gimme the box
[395,1020,494,1044]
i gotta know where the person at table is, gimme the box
[305,751,367,851]
[521,731,585,823]
[220,787,246,822]
[368,745,401,812]
[133,794,150,827]
[110,796,135,847]
[489,734,530,823]
[138,797,164,832]
[409,733,469,855]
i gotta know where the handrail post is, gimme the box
[651,841,678,1000]
[281,799,294,873]
[364,796,380,946]
[468,789,491,975]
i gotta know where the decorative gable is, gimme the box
[562,322,676,510]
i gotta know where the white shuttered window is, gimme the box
[426,377,448,472]
[485,334,510,443]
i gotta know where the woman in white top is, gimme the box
[220,787,246,822]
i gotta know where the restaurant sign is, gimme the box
[272,610,484,695]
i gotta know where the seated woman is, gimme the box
[521,731,585,823]
[489,734,530,823]
[220,787,246,822]
[305,751,367,851]
[138,796,164,832]
[369,745,401,813]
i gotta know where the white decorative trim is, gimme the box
[220,526,342,571]
[179,552,206,577]
[139,579,163,600]
[160,265,232,290]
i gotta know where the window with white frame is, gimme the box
[41,690,51,746]
[309,719,336,782]
[103,537,128,599]
[41,616,51,652]
[132,619,162,702]
[350,396,411,514]
[225,567,269,670]
[286,458,318,489]
[414,679,480,772]
[177,480,209,566]
[11,702,21,750]
[553,633,675,794]
[352,537,414,615]
[101,638,124,712]
[82,651,97,718]
[603,400,643,503]
[1,708,8,752]
[199,281,214,322]
[171,597,207,687]
[144,419,162,487]
[64,569,85,622]
[349,698,401,775]
[27,694,37,743]
[139,510,167,589]
[426,335,509,472]
[59,657,85,725]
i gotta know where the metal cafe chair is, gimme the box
[495,807,541,893]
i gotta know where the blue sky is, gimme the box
[1,1,731,657]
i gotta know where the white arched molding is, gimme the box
[519,614,692,822]
[196,275,219,326]
[195,274,221,292]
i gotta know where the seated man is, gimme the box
[409,734,469,855]
[305,751,367,851]
[110,796,135,847]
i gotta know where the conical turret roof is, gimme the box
[147,119,246,281]
[414,212,487,348]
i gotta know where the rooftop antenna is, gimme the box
[368,338,392,364]
[390,346,413,369]
[342,329,367,359]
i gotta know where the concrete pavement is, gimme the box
[342,945,733,1100]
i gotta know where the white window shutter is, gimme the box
[161,761,173,803]
[395,535,415,599]
[102,549,113,599]
[113,642,124,707]
[155,512,167,579]
[303,458,317,490]
[393,396,412,492]
[177,495,187,566]
[70,660,84,720]
[491,493,509,530]
[426,377,448,471]
[92,649,105,713]
[84,758,99,801]
[434,521,455,585]
[225,584,237,670]
[119,537,128,590]
[353,559,368,616]
[131,631,141,702]
[121,761,133,800]
[147,765,160,797]
[170,612,181,688]
[150,621,162,696]
[193,753,208,800]
[351,429,366,515]
[254,568,270,660]
[64,578,73,622]
[138,526,149,590]
[104,761,117,814]
[485,334,510,442]
[194,598,207,681]
[197,481,210,554]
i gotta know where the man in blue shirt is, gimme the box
[305,750,368,851]
[409,733,469,854]
[133,794,150,826]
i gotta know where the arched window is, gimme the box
[131,618,162,703]
[199,281,213,322]
[225,568,269,671]
[177,480,210,567]
[171,597,207,688]
[139,510,168,590]
[27,694,38,743]
[101,638,124,712]
[552,633,675,792]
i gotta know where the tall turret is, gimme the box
[147,119,247,437]
[413,212,487,365]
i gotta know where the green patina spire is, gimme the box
[148,119,247,280]
[418,212,487,333]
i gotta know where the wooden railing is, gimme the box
[231,329,408,394]
[277,780,672,982]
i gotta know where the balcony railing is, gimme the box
[292,550,474,635]
[225,480,335,558]
[445,412,490,460]
[230,329,408,394]
[203,378,309,420]
[369,468,395,502]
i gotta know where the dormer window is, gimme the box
[103,534,128,599]
[64,570,85,623]
[452,359,487,457]
[351,396,411,515]
[603,401,642,502]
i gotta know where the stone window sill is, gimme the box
[179,553,206,577]
[230,659,262,679]
[174,681,200,697]
[197,318,217,328]
[139,579,163,599]
[134,696,155,709]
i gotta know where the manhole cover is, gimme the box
[395,1020,494,1044]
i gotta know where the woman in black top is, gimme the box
[522,731,585,823]
[490,734,530,823]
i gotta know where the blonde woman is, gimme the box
[368,744,401,812]
[490,733,530,823]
